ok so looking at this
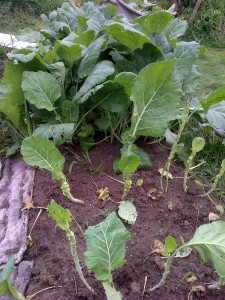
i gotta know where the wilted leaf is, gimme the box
[186,274,197,283]
[21,199,34,211]
[191,285,206,297]
[136,179,144,187]
[208,212,220,222]
[26,235,33,247]
[150,240,164,255]
[158,168,173,179]
[98,187,110,201]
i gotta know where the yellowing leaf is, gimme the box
[98,187,110,201]
[186,274,197,283]
[26,235,33,247]
[136,178,144,186]
[158,168,173,179]
[191,285,206,297]
[21,199,34,211]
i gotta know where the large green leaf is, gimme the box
[78,35,107,79]
[7,49,36,63]
[131,11,173,36]
[201,86,225,109]
[206,101,225,130]
[162,19,188,40]
[54,41,83,65]
[91,81,129,113]
[47,62,66,86]
[16,28,43,43]
[22,70,61,111]
[0,85,21,126]
[21,136,64,174]
[115,72,137,96]
[32,123,74,146]
[84,212,131,281]
[129,60,182,137]
[74,30,95,47]
[185,221,225,278]
[87,11,105,33]
[105,21,157,50]
[61,100,79,122]
[74,61,115,102]
[174,42,200,81]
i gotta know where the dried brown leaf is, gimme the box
[191,285,206,297]
[158,168,173,179]
[186,274,198,283]
[208,212,220,222]
[150,239,164,255]
[21,199,35,211]
[98,187,110,201]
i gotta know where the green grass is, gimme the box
[0,0,66,34]
[194,48,225,99]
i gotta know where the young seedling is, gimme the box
[183,137,205,193]
[84,212,131,299]
[21,136,84,204]
[47,200,94,293]
[203,159,225,197]
[150,221,225,291]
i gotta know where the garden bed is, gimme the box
[22,140,225,300]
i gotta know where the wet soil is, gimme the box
[22,140,225,300]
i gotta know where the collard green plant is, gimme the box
[84,212,131,299]
[0,256,25,300]
[47,200,94,292]
[21,136,84,204]
[150,221,225,291]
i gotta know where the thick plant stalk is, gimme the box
[66,230,94,293]
[60,179,84,204]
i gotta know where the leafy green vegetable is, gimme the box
[48,200,94,292]
[151,221,225,291]
[118,201,137,225]
[21,137,83,204]
[84,212,131,282]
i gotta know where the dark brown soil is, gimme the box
[22,140,225,300]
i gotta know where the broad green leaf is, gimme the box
[131,11,173,35]
[77,15,88,34]
[32,123,74,146]
[0,85,21,126]
[129,60,182,138]
[201,86,225,109]
[47,62,66,86]
[102,281,122,300]
[7,49,36,63]
[162,19,188,40]
[174,42,200,81]
[114,144,152,174]
[2,62,28,106]
[74,30,95,47]
[47,199,71,231]
[182,65,200,95]
[22,70,61,111]
[54,41,82,65]
[91,81,129,113]
[78,35,107,79]
[43,50,59,64]
[79,136,95,151]
[21,136,64,174]
[61,100,79,122]
[119,151,140,179]
[74,61,115,102]
[16,28,42,43]
[185,221,225,278]
[118,201,137,225]
[206,101,225,131]
[115,72,137,96]
[94,118,110,131]
[76,83,104,104]
[60,32,78,46]
[84,212,131,281]
[192,137,205,153]
[87,11,105,33]
[164,129,177,145]
[162,236,177,257]
[105,21,157,50]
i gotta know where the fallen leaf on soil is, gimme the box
[148,187,164,200]
[186,274,197,283]
[150,240,164,255]
[153,255,165,270]
[26,235,33,247]
[21,199,35,211]
[190,286,206,298]
[158,168,173,179]
[208,212,220,222]
[98,187,110,201]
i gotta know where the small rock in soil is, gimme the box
[130,281,141,293]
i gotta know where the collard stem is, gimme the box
[66,230,94,293]
[6,279,26,300]
[59,175,84,204]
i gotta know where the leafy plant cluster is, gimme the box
[182,0,225,48]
